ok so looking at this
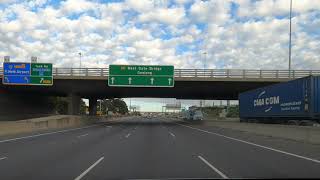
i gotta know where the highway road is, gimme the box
[0,116,320,179]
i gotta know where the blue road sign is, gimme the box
[3,62,31,85]
[3,62,30,76]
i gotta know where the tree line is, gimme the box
[51,97,128,115]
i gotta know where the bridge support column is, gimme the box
[68,94,80,115]
[89,98,97,116]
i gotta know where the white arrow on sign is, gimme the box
[40,78,44,83]
[5,77,9,83]
[168,78,172,85]
[111,77,115,84]
[24,77,29,83]
[128,77,132,84]
[150,78,154,85]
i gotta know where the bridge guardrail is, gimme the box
[0,68,319,79]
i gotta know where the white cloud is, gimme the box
[125,0,154,12]
[117,27,153,43]
[0,0,16,3]
[235,0,320,17]
[0,20,21,32]
[60,0,96,14]
[190,0,231,25]
[139,7,186,25]
[29,29,49,40]
[28,0,48,7]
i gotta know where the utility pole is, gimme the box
[288,0,292,78]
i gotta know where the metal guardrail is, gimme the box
[0,68,319,79]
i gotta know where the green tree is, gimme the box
[113,98,129,114]
[79,99,87,115]
[100,98,128,115]
[50,97,87,115]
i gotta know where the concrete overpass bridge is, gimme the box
[0,68,319,119]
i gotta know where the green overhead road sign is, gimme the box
[30,63,53,85]
[31,63,52,76]
[108,65,174,87]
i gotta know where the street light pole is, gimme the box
[202,52,207,107]
[288,0,292,78]
[79,52,82,69]
[203,52,207,75]
[130,98,132,112]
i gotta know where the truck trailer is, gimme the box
[239,75,320,125]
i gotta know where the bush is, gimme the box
[226,106,239,117]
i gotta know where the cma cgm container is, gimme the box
[239,76,320,124]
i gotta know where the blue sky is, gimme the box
[0,0,319,111]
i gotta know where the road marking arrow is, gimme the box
[128,77,132,84]
[150,78,154,85]
[168,78,172,85]
[111,77,115,84]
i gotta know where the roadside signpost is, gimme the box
[108,65,174,87]
[3,62,53,86]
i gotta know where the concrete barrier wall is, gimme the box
[203,121,320,144]
[0,115,99,137]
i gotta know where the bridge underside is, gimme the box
[0,78,281,100]
[0,78,286,120]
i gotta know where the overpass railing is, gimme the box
[0,68,320,79]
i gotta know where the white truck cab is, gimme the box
[192,110,204,121]
[183,109,203,121]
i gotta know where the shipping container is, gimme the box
[239,75,320,124]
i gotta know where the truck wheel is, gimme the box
[299,120,314,126]
[287,120,299,126]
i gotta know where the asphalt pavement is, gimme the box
[0,116,320,179]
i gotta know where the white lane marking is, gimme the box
[77,133,89,138]
[125,133,131,138]
[0,124,99,144]
[74,156,104,180]
[177,123,320,164]
[169,132,176,138]
[198,156,228,179]
[0,157,7,161]
[106,126,112,128]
